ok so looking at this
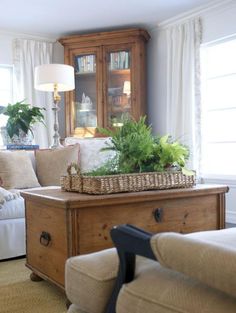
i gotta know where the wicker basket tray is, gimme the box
[60,163,196,195]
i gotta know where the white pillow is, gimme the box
[65,137,116,173]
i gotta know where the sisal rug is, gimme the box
[0,258,67,313]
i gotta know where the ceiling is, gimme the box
[0,0,221,38]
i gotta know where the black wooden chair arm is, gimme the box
[111,224,156,260]
[105,224,156,313]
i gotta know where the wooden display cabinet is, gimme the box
[59,28,150,137]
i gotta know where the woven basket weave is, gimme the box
[60,163,196,195]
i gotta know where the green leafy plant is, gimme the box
[0,100,45,139]
[152,135,193,175]
[89,116,194,176]
[86,157,119,176]
[98,116,154,173]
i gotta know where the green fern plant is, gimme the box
[89,116,194,176]
[152,135,193,175]
[98,116,154,173]
[86,157,119,176]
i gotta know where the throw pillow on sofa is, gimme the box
[0,150,40,189]
[35,144,80,186]
[65,137,116,173]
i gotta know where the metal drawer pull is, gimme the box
[153,208,163,223]
[40,231,51,246]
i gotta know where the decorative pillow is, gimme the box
[35,144,80,186]
[65,137,116,173]
[0,150,40,189]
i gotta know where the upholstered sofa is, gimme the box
[65,225,236,313]
[0,137,113,260]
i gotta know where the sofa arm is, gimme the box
[107,225,236,313]
[150,231,236,299]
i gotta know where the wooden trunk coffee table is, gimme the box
[21,184,228,289]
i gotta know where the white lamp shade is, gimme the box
[34,64,75,92]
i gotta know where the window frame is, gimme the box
[200,35,236,180]
[0,64,14,105]
[0,64,14,146]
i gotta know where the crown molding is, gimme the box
[158,0,235,29]
[0,28,57,42]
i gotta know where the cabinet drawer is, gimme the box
[26,201,67,287]
[78,194,219,254]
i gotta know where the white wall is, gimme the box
[0,32,15,64]
[147,28,168,135]
[147,0,236,223]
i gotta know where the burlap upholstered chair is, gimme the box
[65,225,236,313]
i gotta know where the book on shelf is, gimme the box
[6,144,40,150]
[109,51,130,70]
[76,55,96,73]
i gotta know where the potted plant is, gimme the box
[90,115,194,176]
[61,116,195,194]
[0,100,45,145]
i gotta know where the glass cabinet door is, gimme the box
[106,49,132,127]
[74,53,97,133]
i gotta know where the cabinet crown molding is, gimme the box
[59,28,150,45]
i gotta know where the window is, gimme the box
[201,38,236,178]
[0,65,14,145]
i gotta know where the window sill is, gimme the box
[202,174,236,183]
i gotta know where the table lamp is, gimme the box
[123,80,131,96]
[34,63,75,148]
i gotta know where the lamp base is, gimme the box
[51,102,63,149]
[50,129,63,149]
[50,142,64,149]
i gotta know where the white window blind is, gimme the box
[201,38,236,178]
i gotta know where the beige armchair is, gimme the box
[65,225,236,313]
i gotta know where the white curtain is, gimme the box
[13,39,54,148]
[166,18,202,173]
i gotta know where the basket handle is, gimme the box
[67,162,81,176]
